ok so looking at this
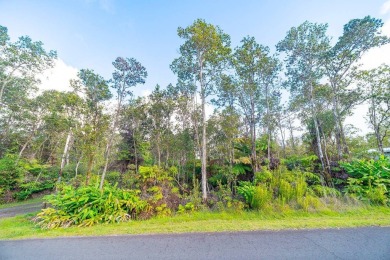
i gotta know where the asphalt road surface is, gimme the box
[0,202,43,218]
[1,227,389,259]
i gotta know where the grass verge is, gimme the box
[1,206,389,240]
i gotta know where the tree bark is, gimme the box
[310,83,327,185]
[58,129,72,183]
[200,58,208,201]
[250,97,258,173]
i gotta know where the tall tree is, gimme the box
[358,65,390,153]
[324,16,390,159]
[0,25,57,104]
[100,57,147,189]
[71,69,112,185]
[277,21,331,184]
[171,19,231,200]
[232,36,280,172]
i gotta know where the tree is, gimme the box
[100,57,147,189]
[146,85,175,167]
[277,21,331,184]
[358,65,390,153]
[324,16,390,159]
[171,19,231,200]
[232,36,280,172]
[0,25,57,104]
[71,69,112,185]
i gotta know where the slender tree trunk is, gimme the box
[288,116,296,153]
[201,91,207,201]
[331,92,343,160]
[75,155,82,177]
[100,100,122,190]
[58,129,72,182]
[266,85,272,164]
[100,141,111,189]
[86,156,93,185]
[321,130,332,185]
[133,130,138,173]
[157,134,161,168]
[18,139,31,161]
[278,123,286,158]
[310,83,327,185]
[250,97,258,173]
[339,121,350,155]
[370,96,384,153]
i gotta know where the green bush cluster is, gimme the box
[34,184,149,229]
[341,156,390,205]
[0,155,56,203]
[238,168,340,211]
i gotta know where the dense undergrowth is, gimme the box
[30,156,389,229]
[1,152,389,229]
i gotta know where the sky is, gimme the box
[1,0,390,134]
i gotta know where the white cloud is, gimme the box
[381,0,390,15]
[38,58,78,92]
[360,18,390,70]
[141,90,151,97]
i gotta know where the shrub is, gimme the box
[279,179,294,203]
[341,156,390,204]
[237,182,256,208]
[14,182,55,201]
[254,170,272,184]
[0,154,24,191]
[310,185,341,198]
[34,184,149,228]
[297,195,323,212]
[252,185,272,210]
[106,171,121,185]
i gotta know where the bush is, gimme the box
[14,182,55,201]
[0,154,24,191]
[279,179,294,203]
[310,185,341,198]
[341,156,390,204]
[252,185,272,210]
[34,184,149,228]
[237,182,256,209]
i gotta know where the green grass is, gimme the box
[1,207,390,240]
[0,197,43,209]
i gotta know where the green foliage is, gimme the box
[254,170,273,184]
[279,179,294,203]
[0,154,24,191]
[106,171,121,185]
[34,184,149,228]
[237,182,256,208]
[14,182,54,201]
[341,156,390,205]
[177,202,195,214]
[139,166,173,184]
[251,185,272,210]
[238,167,344,212]
[284,155,318,172]
[297,195,323,212]
[310,185,341,198]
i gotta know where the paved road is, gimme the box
[0,203,43,218]
[1,227,389,259]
